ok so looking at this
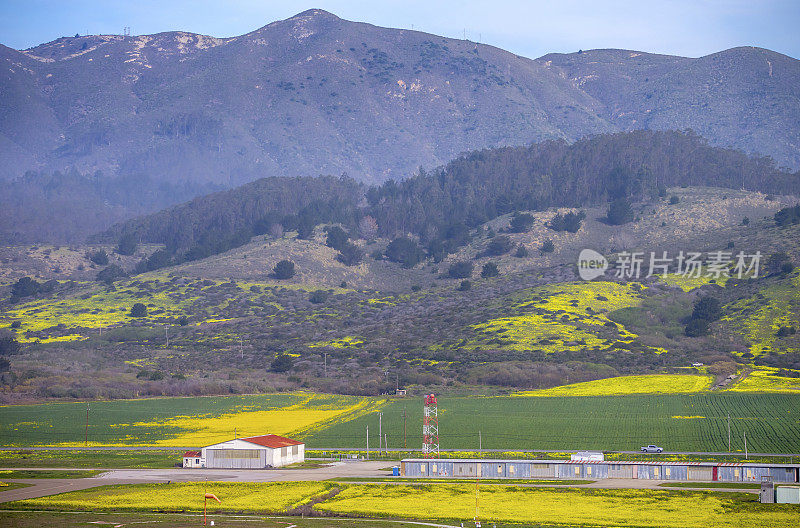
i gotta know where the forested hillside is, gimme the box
[97,130,799,270]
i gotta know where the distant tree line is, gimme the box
[96,130,800,274]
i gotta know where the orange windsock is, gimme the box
[204,493,221,503]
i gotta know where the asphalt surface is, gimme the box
[0,461,389,503]
[0,461,762,504]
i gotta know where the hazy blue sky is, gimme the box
[2,0,798,59]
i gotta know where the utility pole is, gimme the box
[727,414,731,452]
[384,434,388,453]
[379,412,383,456]
[239,337,243,360]
[403,407,407,449]
[744,431,748,459]
[324,352,327,378]
[366,425,369,460]
[85,402,89,446]
[165,325,169,348]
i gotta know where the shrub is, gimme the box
[273,260,296,279]
[691,297,721,322]
[606,199,634,225]
[116,233,138,256]
[766,252,792,275]
[481,262,499,278]
[742,217,750,226]
[0,333,21,355]
[684,318,709,337]
[336,243,364,266]
[669,195,680,204]
[776,326,796,337]
[270,354,294,373]
[10,321,21,329]
[96,264,126,285]
[774,204,800,226]
[448,261,473,279]
[514,245,529,258]
[385,237,424,268]
[309,290,330,304]
[509,212,535,233]
[177,316,189,326]
[88,250,109,266]
[11,277,41,299]
[324,226,349,251]
[541,239,555,253]
[486,235,513,256]
[548,210,585,233]
[129,303,147,317]
[457,280,472,291]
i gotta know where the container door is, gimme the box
[712,466,718,481]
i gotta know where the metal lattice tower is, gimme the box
[422,393,439,458]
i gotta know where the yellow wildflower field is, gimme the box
[512,374,713,397]
[77,394,387,447]
[728,367,800,393]
[13,481,329,513]
[314,484,799,528]
[468,281,648,354]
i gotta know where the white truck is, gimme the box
[641,445,664,453]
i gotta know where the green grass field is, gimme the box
[307,393,800,453]
[0,393,378,447]
[0,469,102,479]
[0,450,183,468]
[2,392,799,453]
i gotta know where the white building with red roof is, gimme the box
[183,434,305,469]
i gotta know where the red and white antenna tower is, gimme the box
[422,393,439,457]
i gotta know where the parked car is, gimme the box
[641,445,664,453]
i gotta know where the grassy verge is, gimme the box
[0,482,33,492]
[309,450,798,465]
[0,469,103,479]
[0,450,182,468]
[659,482,761,489]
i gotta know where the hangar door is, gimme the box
[206,448,264,469]
[453,462,478,477]
[687,467,713,481]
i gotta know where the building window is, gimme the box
[734,469,740,477]
[746,469,752,479]
[509,465,516,475]
[281,447,288,457]
[497,465,503,475]
[654,467,660,477]
[574,466,580,476]
[432,464,437,473]
[420,464,426,473]
[587,466,592,476]
[665,467,671,477]
[195,459,200,464]
[292,445,299,456]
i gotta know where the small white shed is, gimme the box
[186,434,305,469]
[183,450,202,468]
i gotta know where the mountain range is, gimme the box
[1,9,799,243]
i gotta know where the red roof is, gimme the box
[241,434,304,448]
[183,450,201,457]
